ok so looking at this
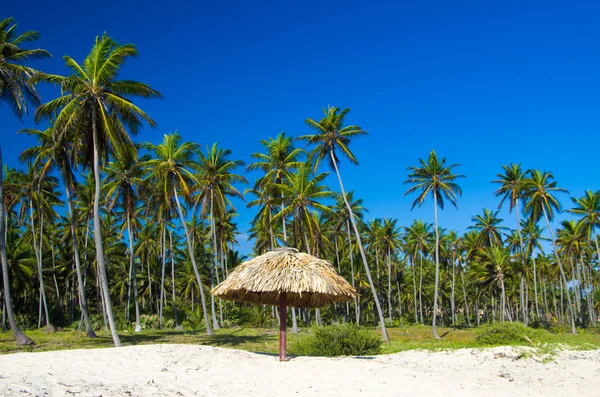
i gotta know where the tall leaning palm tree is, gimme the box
[0,17,49,345]
[300,106,388,342]
[404,149,464,340]
[36,34,161,346]
[144,133,213,335]
[524,169,576,334]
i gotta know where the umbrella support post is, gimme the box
[279,293,289,362]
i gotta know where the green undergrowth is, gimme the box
[290,324,381,356]
[1,323,599,356]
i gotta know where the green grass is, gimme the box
[1,324,599,355]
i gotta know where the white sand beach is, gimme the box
[0,344,598,397]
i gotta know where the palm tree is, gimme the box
[196,143,246,329]
[300,106,388,341]
[0,17,49,345]
[468,209,508,247]
[493,163,529,321]
[404,149,464,339]
[35,34,161,346]
[0,152,34,344]
[247,132,303,243]
[556,219,591,325]
[19,163,60,329]
[144,133,213,335]
[524,169,576,334]
[403,220,433,324]
[522,218,548,319]
[332,191,366,323]
[380,218,401,323]
[568,190,600,266]
[104,146,146,331]
[20,127,97,337]
[0,17,50,125]
[473,246,513,322]
[274,163,334,255]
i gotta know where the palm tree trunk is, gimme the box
[543,207,576,334]
[460,266,471,326]
[146,250,152,314]
[126,255,131,320]
[593,228,600,275]
[520,275,527,324]
[170,231,178,326]
[330,152,388,340]
[475,289,480,326]
[174,187,213,335]
[291,307,298,333]
[159,224,166,328]
[396,278,402,317]
[451,252,456,326]
[559,281,564,323]
[432,192,441,339]
[581,254,595,326]
[218,244,224,325]
[65,185,96,337]
[334,239,341,273]
[542,277,550,320]
[91,112,121,347]
[531,253,541,320]
[419,253,424,324]
[29,200,51,328]
[410,256,418,324]
[346,221,359,324]
[387,248,393,324]
[500,276,508,322]
[127,213,141,331]
[209,191,220,330]
[569,257,582,324]
[281,192,287,242]
[50,243,61,315]
[514,201,530,324]
[0,148,34,345]
[97,263,108,329]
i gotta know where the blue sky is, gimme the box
[3,1,599,254]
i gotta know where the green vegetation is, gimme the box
[0,16,599,353]
[475,322,542,345]
[290,324,381,356]
[1,325,599,356]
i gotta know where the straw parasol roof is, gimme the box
[211,247,358,308]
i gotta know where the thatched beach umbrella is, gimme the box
[212,247,358,361]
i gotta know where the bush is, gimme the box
[182,307,206,331]
[475,322,542,345]
[290,323,382,357]
[139,314,160,330]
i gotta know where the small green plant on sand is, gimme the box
[290,323,382,357]
[475,322,542,345]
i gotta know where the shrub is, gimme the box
[290,323,381,357]
[475,322,542,345]
[182,307,206,331]
[139,314,160,330]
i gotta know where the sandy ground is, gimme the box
[0,344,598,397]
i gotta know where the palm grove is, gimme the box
[1,18,598,347]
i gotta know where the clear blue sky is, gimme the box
[3,0,599,254]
